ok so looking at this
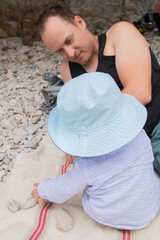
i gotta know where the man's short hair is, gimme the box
[36,3,75,35]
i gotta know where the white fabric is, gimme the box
[0,134,160,240]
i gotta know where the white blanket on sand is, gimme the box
[0,135,160,240]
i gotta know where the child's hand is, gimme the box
[31,183,44,207]
[65,154,77,164]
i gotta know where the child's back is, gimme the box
[80,129,160,229]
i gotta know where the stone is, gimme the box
[0,154,5,161]
[19,46,30,54]
[13,127,27,139]
[7,199,21,213]
[0,139,3,146]
[0,39,8,49]
[27,126,39,135]
[7,37,22,49]
[3,158,11,165]
[2,164,10,171]
[16,53,28,61]
[1,55,8,61]
[0,170,8,180]
[1,119,10,129]
[55,208,74,232]
[0,28,8,38]
[22,195,37,209]
[3,174,10,183]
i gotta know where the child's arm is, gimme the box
[32,160,87,205]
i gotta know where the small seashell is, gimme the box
[55,208,74,232]
[22,195,37,209]
[7,199,21,213]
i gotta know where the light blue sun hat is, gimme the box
[47,72,147,157]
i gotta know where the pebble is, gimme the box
[0,31,159,189]
[7,199,21,213]
[22,195,37,209]
[55,208,74,232]
[0,170,8,181]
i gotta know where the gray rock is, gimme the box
[16,53,28,61]
[3,158,11,165]
[0,28,8,38]
[55,208,74,232]
[0,154,6,161]
[22,195,37,209]
[7,199,21,213]
[0,139,3,146]
[2,164,10,171]
[0,170,8,181]
[27,126,39,135]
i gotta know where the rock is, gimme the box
[19,46,30,54]
[0,28,8,38]
[13,127,27,139]
[22,195,37,209]
[7,37,22,49]
[0,154,5,161]
[27,126,39,135]
[13,139,20,144]
[2,164,10,171]
[1,119,10,129]
[3,158,11,165]
[1,55,8,61]
[3,174,10,183]
[0,39,8,49]
[0,139,3,146]
[7,199,21,213]
[0,170,8,180]
[55,208,74,232]
[16,53,28,61]
[5,71,12,79]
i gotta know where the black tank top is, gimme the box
[69,32,160,138]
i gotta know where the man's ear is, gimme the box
[74,16,86,29]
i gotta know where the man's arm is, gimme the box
[106,21,152,105]
[60,59,72,83]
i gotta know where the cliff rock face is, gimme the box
[0,0,157,44]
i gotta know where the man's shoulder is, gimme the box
[105,21,141,48]
[107,21,135,36]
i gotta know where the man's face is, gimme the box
[41,16,94,66]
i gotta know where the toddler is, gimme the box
[32,72,160,230]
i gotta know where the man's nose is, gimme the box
[65,46,75,58]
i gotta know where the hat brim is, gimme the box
[47,94,147,157]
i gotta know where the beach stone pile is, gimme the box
[0,30,160,188]
[0,37,62,187]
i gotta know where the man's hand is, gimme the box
[31,183,44,207]
[65,154,77,164]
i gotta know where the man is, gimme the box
[36,4,160,172]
